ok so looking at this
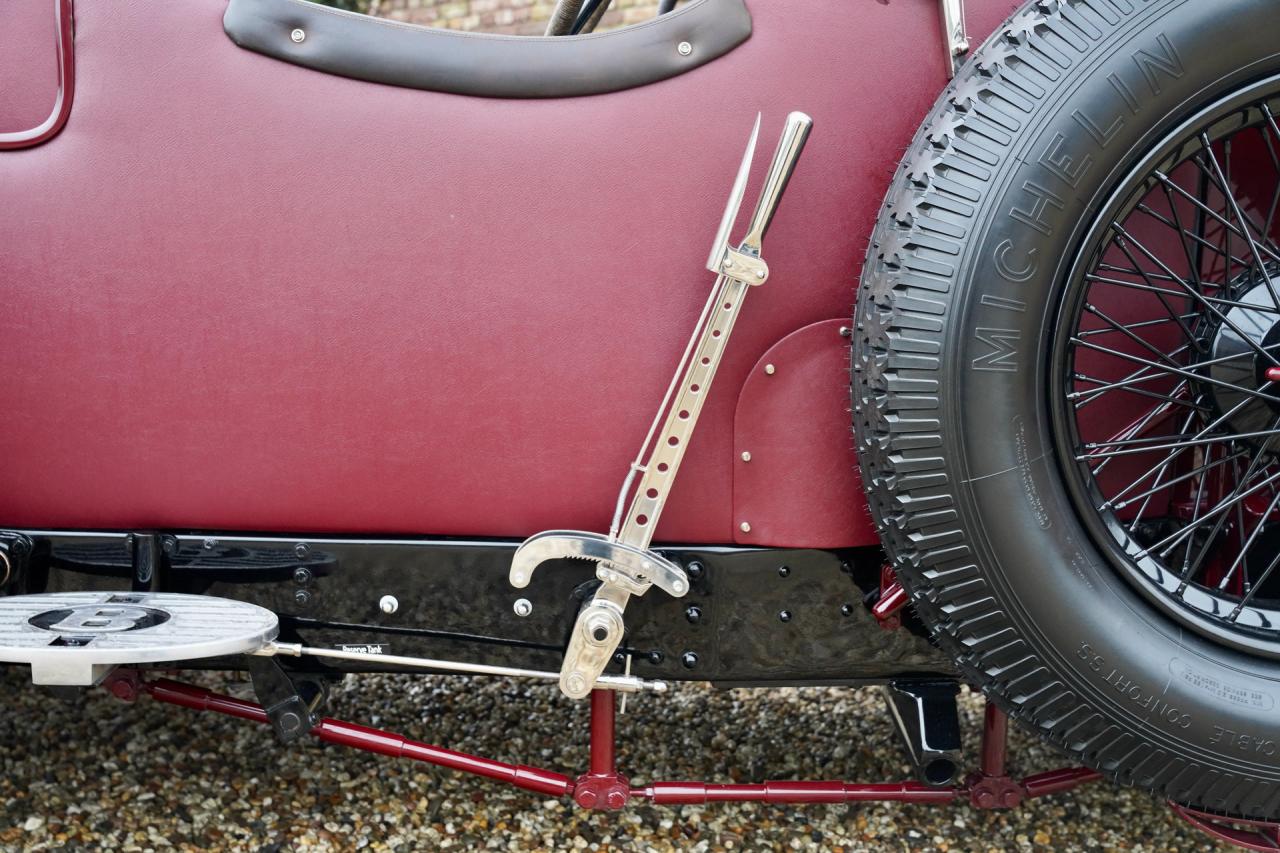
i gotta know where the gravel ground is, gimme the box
[0,667,1228,852]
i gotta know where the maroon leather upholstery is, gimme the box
[0,0,1018,544]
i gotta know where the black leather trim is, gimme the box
[223,0,752,99]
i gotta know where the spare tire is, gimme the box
[854,0,1280,818]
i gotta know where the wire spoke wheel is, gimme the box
[1054,81,1280,655]
[856,0,1280,817]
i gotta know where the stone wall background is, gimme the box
[367,0,666,36]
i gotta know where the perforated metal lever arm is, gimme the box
[511,112,813,700]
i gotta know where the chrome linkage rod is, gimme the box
[254,641,667,694]
[510,112,813,699]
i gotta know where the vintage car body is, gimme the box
[0,0,1016,545]
[5,0,1280,848]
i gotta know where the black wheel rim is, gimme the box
[1053,77,1280,657]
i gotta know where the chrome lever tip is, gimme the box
[705,112,762,274]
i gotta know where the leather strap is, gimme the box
[223,0,752,99]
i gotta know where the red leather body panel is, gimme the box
[0,0,1019,543]
[0,1,61,135]
[733,320,877,548]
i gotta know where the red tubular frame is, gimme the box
[145,679,574,797]
[129,676,1100,810]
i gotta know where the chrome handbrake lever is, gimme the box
[511,112,814,700]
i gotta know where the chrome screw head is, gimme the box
[739,521,752,533]
[291,28,306,43]
[741,451,752,462]
[764,364,776,375]
[379,595,399,615]
[565,672,589,696]
[513,598,533,617]
[677,41,693,56]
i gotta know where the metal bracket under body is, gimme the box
[939,0,970,78]
[511,111,813,700]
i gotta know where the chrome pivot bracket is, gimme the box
[511,531,689,597]
[511,111,814,700]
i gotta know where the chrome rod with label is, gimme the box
[511,111,814,699]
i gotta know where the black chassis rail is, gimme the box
[0,530,952,685]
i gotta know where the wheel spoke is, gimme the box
[1085,272,1278,315]
[1156,167,1280,267]
[1059,89,1280,644]
[1072,337,1280,406]
[1113,446,1250,512]
[1113,224,1280,366]
[1080,428,1280,461]
[1104,393,1254,507]
[1131,410,1202,525]
[1198,134,1280,311]
[1144,463,1280,562]
[1083,302,1188,368]
[1178,422,1280,587]
[1138,197,1252,273]
[1071,373,1204,410]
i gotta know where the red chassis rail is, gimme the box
[106,673,1099,811]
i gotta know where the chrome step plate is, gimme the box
[0,592,278,685]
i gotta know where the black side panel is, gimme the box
[20,531,953,684]
[222,0,752,99]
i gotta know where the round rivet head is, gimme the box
[291,28,306,43]
[680,651,699,669]
[741,451,752,462]
[513,598,533,617]
[677,41,693,56]
[778,610,792,623]
[739,521,751,533]
[379,595,398,615]
[764,364,776,375]
[566,672,589,696]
